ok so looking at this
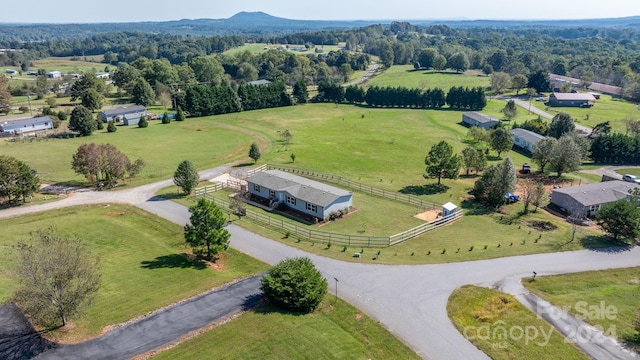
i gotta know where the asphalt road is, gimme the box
[3,165,640,359]
[510,98,592,134]
[35,275,264,360]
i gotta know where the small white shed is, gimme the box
[442,202,458,217]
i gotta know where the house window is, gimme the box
[286,196,296,205]
[306,203,317,212]
[269,190,275,198]
[253,184,260,192]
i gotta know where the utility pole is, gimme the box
[27,94,33,116]
[334,277,339,304]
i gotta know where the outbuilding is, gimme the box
[98,105,147,126]
[547,93,595,107]
[462,112,500,129]
[45,71,62,79]
[509,128,545,153]
[0,116,53,135]
[246,170,353,220]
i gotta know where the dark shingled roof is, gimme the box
[552,181,639,207]
[247,170,351,207]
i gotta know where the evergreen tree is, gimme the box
[184,198,230,259]
[249,142,261,163]
[138,115,148,128]
[293,79,309,104]
[175,106,186,121]
[107,121,117,133]
[69,105,96,136]
[173,160,199,195]
[424,141,461,185]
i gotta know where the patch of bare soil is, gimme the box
[184,252,226,272]
[414,209,441,222]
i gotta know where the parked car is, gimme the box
[579,103,593,108]
[521,163,531,174]
[535,97,547,102]
[505,193,520,203]
[622,174,640,184]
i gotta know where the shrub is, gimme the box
[261,257,327,313]
[18,106,29,113]
[175,106,186,121]
[107,121,117,133]
[138,116,148,128]
[95,119,104,130]
[57,111,67,120]
[162,112,171,124]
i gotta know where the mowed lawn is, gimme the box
[153,296,420,360]
[0,118,257,186]
[368,65,490,89]
[0,204,267,342]
[529,94,640,133]
[524,267,640,350]
[448,285,588,360]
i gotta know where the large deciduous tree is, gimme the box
[69,105,96,136]
[502,100,517,121]
[173,160,199,195]
[71,143,141,188]
[549,135,583,177]
[532,137,557,173]
[189,56,226,85]
[131,78,155,106]
[261,257,327,313]
[528,70,551,93]
[448,52,470,73]
[293,79,309,104]
[184,198,230,259]
[424,141,461,185]
[471,157,517,208]
[490,72,511,94]
[490,127,513,156]
[596,198,640,242]
[0,74,12,114]
[461,147,486,176]
[0,156,40,203]
[548,112,575,139]
[511,74,528,94]
[14,227,101,327]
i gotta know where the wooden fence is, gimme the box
[265,164,440,210]
[195,165,464,247]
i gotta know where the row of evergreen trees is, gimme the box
[591,133,640,164]
[315,83,486,110]
[182,82,291,117]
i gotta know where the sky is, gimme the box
[1,0,639,23]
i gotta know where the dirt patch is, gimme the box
[525,220,558,232]
[414,209,441,222]
[184,252,226,272]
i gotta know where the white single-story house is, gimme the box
[45,71,62,79]
[246,170,353,220]
[547,92,596,107]
[98,105,147,126]
[95,72,110,79]
[0,116,53,135]
[462,112,500,129]
[550,181,639,217]
[509,128,546,153]
[247,79,272,86]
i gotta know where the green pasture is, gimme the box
[0,204,267,342]
[223,43,343,56]
[525,267,640,350]
[448,285,588,359]
[368,66,490,90]
[615,168,640,177]
[153,295,419,360]
[530,94,639,133]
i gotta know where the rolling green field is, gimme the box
[615,168,640,177]
[524,267,640,350]
[0,204,268,342]
[153,296,419,360]
[448,285,588,360]
[530,94,639,133]
[4,56,107,76]
[368,65,490,89]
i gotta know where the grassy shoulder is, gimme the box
[447,285,588,360]
[0,204,268,342]
[524,267,640,350]
[152,295,420,360]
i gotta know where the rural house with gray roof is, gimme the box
[509,128,545,153]
[246,170,353,220]
[550,181,639,217]
[462,112,500,129]
[0,116,53,135]
[98,105,147,126]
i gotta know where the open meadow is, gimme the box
[367,65,490,89]
[223,43,343,56]
[0,204,268,342]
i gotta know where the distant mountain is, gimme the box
[0,12,639,42]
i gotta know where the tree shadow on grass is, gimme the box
[153,192,187,201]
[460,199,493,216]
[140,254,207,270]
[250,300,307,317]
[399,183,449,196]
[579,235,635,253]
[233,162,255,168]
